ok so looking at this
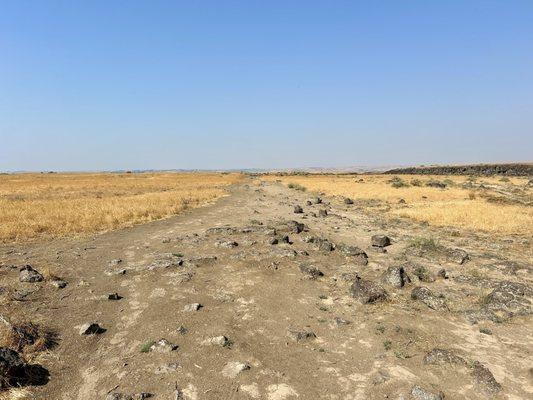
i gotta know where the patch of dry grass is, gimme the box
[0,172,242,242]
[264,174,532,235]
[0,388,32,400]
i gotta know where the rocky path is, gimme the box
[1,180,532,400]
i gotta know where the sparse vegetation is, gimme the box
[479,327,493,335]
[263,174,532,234]
[287,182,307,191]
[140,340,155,353]
[408,237,442,253]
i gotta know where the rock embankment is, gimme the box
[385,163,533,176]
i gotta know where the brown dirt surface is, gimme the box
[1,178,531,399]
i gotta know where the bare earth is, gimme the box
[1,179,532,400]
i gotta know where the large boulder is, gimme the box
[471,361,502,396]
[338,245,368,265]
[381,266,411,288]
[350,277,388,304]
[411,287,448,310]
[371,235,391,248]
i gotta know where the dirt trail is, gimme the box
[1,180,532,400]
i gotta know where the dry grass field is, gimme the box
[0,172,242,242]
[265,174,532,235]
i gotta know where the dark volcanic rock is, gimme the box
[0,347,25,387]
[350,277,388,304]
[385,163,533,177]
[338,244,368,265]
[287,329,316,342]
[471,280,533,322]
[423,348,466,365]
[382,266,411,288]
[299,264,324,279]
[447,248,469,264]
[411,287,447,310]
[19,265,44,283]
[411,385,444,400]
[371,235,391,248]
[287,220,305,233]
[471,362,502,396]
[79,323,106,335]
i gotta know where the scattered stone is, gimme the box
[410,265,435,283]
[79,323,105,335]
[312,237,334,252]
[287,329,316,342]
[306,200,312,206]
[154,362,180,374]
[287,220,305,233]
[334,317,351,326]
[269,237,279,245]
[468,280,533,323]
[104,268,127,276]
[344,197,354,205]
[221,361,250,378]
[293,205,303,214]
[0,347,25,388]
[183,303,202,312]
[382,266,411,288]
[350,276,388,304]
[411,287,447,310]
[411,385,444,400]
[108,293,122,300]
[50,279,67,289]
[108,259,122,266]
[19,265,43,283]
[279,235,290,244]
[10,288,35,301]
[318,209,328,217]
[149,338,178,353]
[106,393,153,400]
[447,248,469,264]
[203,335,231,347]
[398,198,406,204]
[311,197,322,204]
[162,238,171,243]
[338,245,368,265]
[371,235,391,248]
[437,269,449,279]
[215,240,239,248]
[176,325,187,334]
[471,361,502,396]
[423,348,465,365]
[299,264,324,279]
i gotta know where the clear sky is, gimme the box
[1,1,532,171]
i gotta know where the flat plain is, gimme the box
[0,171,531,400]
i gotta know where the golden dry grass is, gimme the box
[0,172,242,242]
[265,174,532,235]
[0,388,32,400]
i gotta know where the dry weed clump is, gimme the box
[264,174,532,235]
[0,317,58,355]
[0,172,242,242]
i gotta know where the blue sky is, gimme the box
[1,1,532,171]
